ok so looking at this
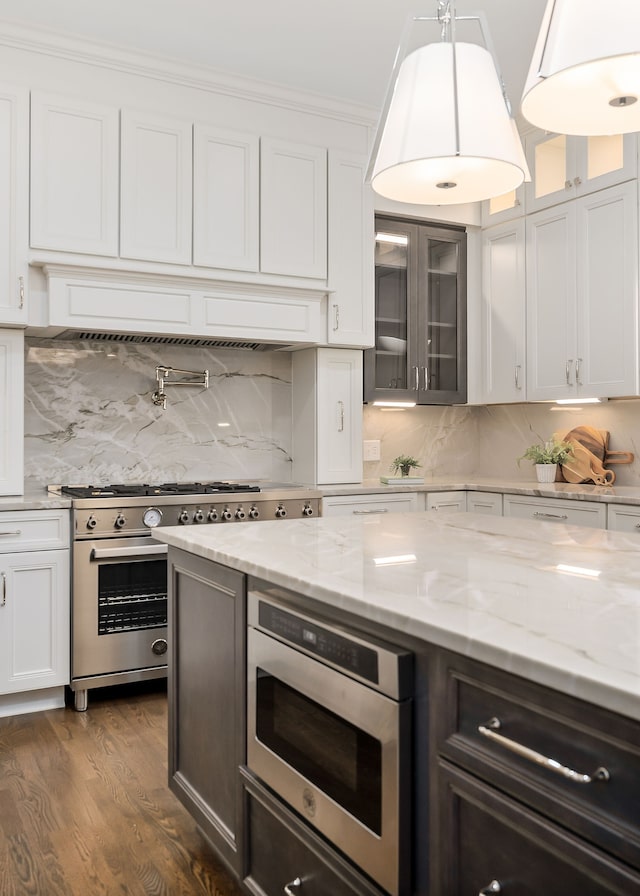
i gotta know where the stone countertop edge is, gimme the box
[320,478,640,505]
[154,512,640,724]
[0,485,72,511]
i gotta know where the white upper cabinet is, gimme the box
[525,129,637,214]
[260,138,327,279]
[327,152,375,348]
[30,92,119,257]
[526,181,638,401]
[120,109,193,264]
[192,125,259,272]
[481,183,525,227]
[480,219,526,403]
[0,84,28,324]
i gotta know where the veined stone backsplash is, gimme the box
[24,339,293,485]
[363,399,640,487]
[24,337,640,488]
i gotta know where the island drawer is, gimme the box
[241,771,384,896]
[437,761,640,895]
[435,652,640,871]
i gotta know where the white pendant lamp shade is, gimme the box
[521,0,640,135]
[370,41,530,205]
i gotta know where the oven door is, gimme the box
[247,626,411,896]
[72,536,169,679]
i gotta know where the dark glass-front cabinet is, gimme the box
[364,216,467,405]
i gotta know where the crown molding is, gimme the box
[0,19,377,128]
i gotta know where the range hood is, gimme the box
[30,263,328,351]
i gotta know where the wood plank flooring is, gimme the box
[0,682,245,896]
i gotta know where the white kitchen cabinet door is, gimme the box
[120,109,192,264]
[0,329,23,496]
[426,492,467,512]
[260,138,327,279]
[0,85,28,324]
[481,184,525,227]
[574,182,638,398]
[327,152,375,347]
[0,549,70,696]
[30,92,119,257]
[527,183,638,401]
[292,348,363,485]
[193,125,259,272]
[503,495,606,528]
[526,204,577,402]
[480,219,526,403]
[525,130,637,214]
[322,492,419,516]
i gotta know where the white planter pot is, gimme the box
[535,463,557,483]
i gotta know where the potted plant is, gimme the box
[518,436,573,483]
[390,455,421,478]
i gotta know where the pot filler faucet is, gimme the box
[152,366,209,409]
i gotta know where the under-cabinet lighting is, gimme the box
[555,397,607,405]
[374,554,417,567]
[375,232,409,246]
[373,401,417,408]
[555,563,602,579]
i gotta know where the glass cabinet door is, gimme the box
[364,217,466,406]
[364,219,414,402]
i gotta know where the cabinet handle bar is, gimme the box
[284,878,302,895]
[0,530,22,536]
[352,508,389,514]
[1,572,5,606]
[478,717,610,784]
[18,276,24,310]
[533,512,568,520]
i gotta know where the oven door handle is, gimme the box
[90,544,169,561]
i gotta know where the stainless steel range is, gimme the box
[52,482,321,711]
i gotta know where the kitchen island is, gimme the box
[155,512,640,895]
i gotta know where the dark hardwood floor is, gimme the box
[0,682,245,896]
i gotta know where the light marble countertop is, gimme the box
[154,511,640,723]
[0,485,71,512]
[320,477,640,505]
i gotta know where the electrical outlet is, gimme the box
[363,439,381,462]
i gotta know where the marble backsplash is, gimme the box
[24,339,293,485]
[24,338,640,488]
[363,398,640,487]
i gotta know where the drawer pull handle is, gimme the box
[478,718,610,784]
[479,882,501,895]
[352,508,389,514]
[284,878,302,895]
[1,572,5,607]
[532,512,568,520]
[0,530,22,536]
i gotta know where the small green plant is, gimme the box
[518,436,574,466]
[390,454,421,476]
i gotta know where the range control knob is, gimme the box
[302,504,314,517]
[235,507,246,521]
[86,515,98,530]
[179,509,190,524]
[207,508,219,522]
[275,504,287,519]
[193,509,205,523]
[249,505,260,520]
[221,507,232,521]
[114,513,126,529]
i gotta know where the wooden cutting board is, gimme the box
[562,443,615,485]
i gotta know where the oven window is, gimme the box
[98,559,167,634]
[256,671,382,834]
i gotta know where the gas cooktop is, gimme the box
[57,481,262,499]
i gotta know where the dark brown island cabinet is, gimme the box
[167,547,640,896]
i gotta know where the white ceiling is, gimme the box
[0,1,547,117]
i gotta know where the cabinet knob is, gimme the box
[573,175,582,187]
[284,877,302,895]
[565,179,573,190]
[479,881,501,895]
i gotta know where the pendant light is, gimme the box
[366,1,529,206]
[521,0,640,135]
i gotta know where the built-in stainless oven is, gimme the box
[247,581,413,896]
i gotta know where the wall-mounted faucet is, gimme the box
[152,366,209,410]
